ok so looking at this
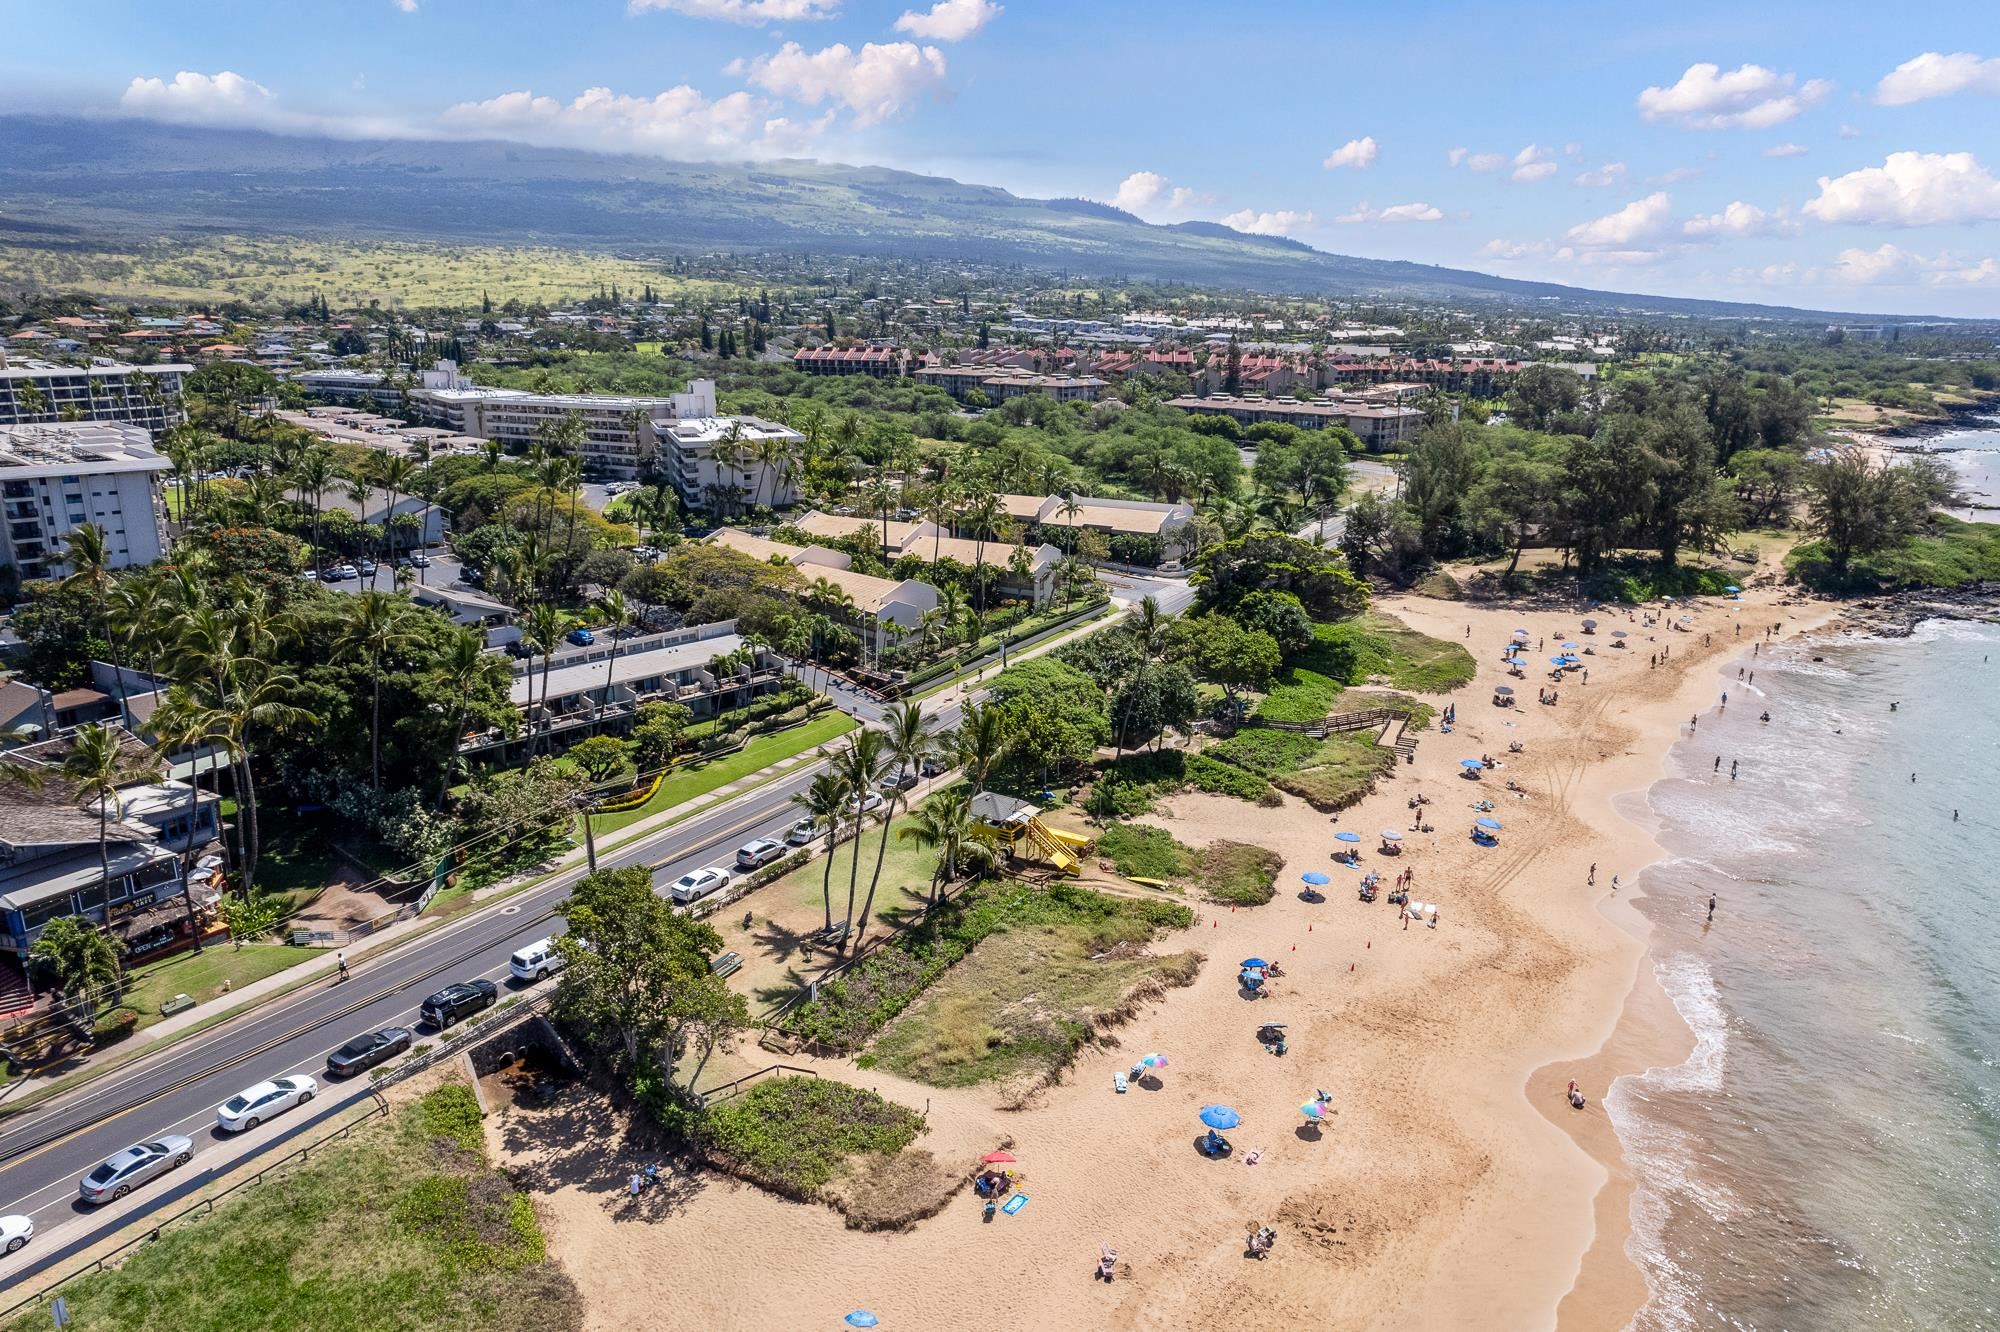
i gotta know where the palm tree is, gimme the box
[965,490,1005,619]
[825,729,888,953]
[523,602,576,754]
[792,771,851,933]
[594,590,634,732]
[290,448,337,577]
[1057,492,1084,560]
[432,626,509,804]
[373,453,418,569]
[108,573,170,693]
[897,785,999,905]
[148,689,231,954]
[63,723,158,924]
[336,592,417,788]
[1114,595,1169,754]
[856,703,941,940]
[60,524,130,726]
[955,701,1007,793]
[214,664,315,894]
[865,478,898,550]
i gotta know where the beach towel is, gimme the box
[1113,1071,1128,1094]
[1002,1192,1029,1215]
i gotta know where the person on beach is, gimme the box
[1588,863,1596,886]
[1954,809,1960,822]
[1707,894,1717,922]
[1714,756,1721,773]
[1730,760,1738,781]
[1611,875,1620,892]
[1749,672,1754,684]
[1690,714,1698,732]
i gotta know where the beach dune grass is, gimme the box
[699,1076,925,1198]
[1253,613,1474,723]
[1096,824,1279,905]
[0,1083,578,1332]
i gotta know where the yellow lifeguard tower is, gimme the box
[967,791,1087,874]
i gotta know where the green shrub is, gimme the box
[699,1076,925,1196]
[1096,823,1194,881]
[1185,752,1271,801]
[92,1008,139,1045]
[1205,728,1324,775]
[414,1084,485,1153]
[1198,841,1283,905]
[1788,519,2000,593]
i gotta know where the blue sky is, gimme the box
[5,0,2000,316]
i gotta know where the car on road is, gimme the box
[0,1214,32,1254]
[215,1075,318,1133]
[421,978,499,1028]
[849,790,886,816]
[669,865,731,903]
[78,1137,195,1205]
[785,816,820,846]
[509,937,568,982]
[325,1026,412,1078]
[734,837,786,870]
[565,626,596,646]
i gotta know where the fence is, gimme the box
[0,1091,391,1325]
[692,1063,820,1107]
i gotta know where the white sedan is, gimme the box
[215,1074,319,1133]
[669,866,731,903]
[0,1214,30,1255]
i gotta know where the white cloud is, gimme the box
[1335,201,1442,224]
[1448,147,1505,172]
[1109,171,1211,217]
[630,0,839,23]
[1220,208,1316,237]
[1511,144,1557,182]
[1322,136,1379,170]
[1682,201,1795,238]
[1566,191,1674,247]
[1803,151,2000,227]
[1481,238,1551,260]
[737,41,947,125]
[1637,62,1832,129]
[893,0,1001,41]
[1826,243,2000,286]
[119,69,414,139]
[441,84,817,160]
[1762,142,1808,158]
[1874,52,2000,106]
[1573,162,1628,188]
[392,0,417,11]
[1839,122,1863,139]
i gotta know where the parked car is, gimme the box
[0,1214,32,1254]
[408,552,432,568]
[881,767,918,791]
[326,563,358,581]
[669,866,731,903]
[919,755,946,777]
[509,937,568,982]
[565,627,596,646]
[848,791,886,816]
[355,558,377,577]
[734,837,786,870]
[215,1075,317,1133]
[784,816,819,846]
[420,979,498,1028]
[325,1027,412,1078]
[78,1137,195,1205]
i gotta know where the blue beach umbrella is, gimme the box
[1334,831,1362,843]
[1476,817,1502,831]
[1199,1105,1241,1130]
[1301,871,1330,885]
[1561,642,1579,650]
[1725,585,1741,593]
[845,1314,880,1329]
[1240,958,1270,969]
[1460,758,1485,770]
[1549,656,1571,665]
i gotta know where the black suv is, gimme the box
[420,979,499,1028]
[326,1027,412,1078]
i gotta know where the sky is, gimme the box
[4,0,2000,317]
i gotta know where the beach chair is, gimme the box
[1113,1070,1129,1094]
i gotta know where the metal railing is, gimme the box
[692,1063,820,1106]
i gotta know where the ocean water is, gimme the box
[1903,417,2000,524]
[1610,616,2000,1332]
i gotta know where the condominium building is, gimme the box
[914,365,1107,404]
[791,346,909,378]
[0,422,173,580]
[708,528,938,648]
[1163,393,1423,451]
[658,414,805,513]
[0,355,189,434]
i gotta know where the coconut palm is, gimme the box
[593,590,634,732]
[147,689,232,953]
[856,703,943,940]
[432,626,510,804]
[954,700,1007,793]
[63,723,159,924]
[523,603,577,754]
[897,785,999,905]
[214,664,315,894]
[335,591,418,788]
[792,770,851,933]
[824,729,888,953]
[108,573,171,695]
[965,490,1005,618]
[289,448,338,577]
[60,524,131,725]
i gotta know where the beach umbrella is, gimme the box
[1238,959,1270,970]
[1301,871,1330,885]
[1334,831,1362,843]
[1380,830,1404,842]
[1494,685,1514,696]
[1300,1099,1333,1121]
[1512,629,1531,640]
[1549,656,1571,665]
[1663,596,1675,603]
[980,1151,1018,1164]
[845,1315,880,1329]
[1611,630,1628,638]
[1581,618,1598,629]
[1199,1105,1241,1130]
[1725,585,1741,593]
[1476,816,1502,831]
[1460,758,1485,770]
[1139,1054,1170,1070]
[1560,642,1579,650]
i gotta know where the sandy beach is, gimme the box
[486,574,1843,1332]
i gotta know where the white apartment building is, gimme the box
[0,355,189,434]
[293,368,403,412]
[0,422,172,581]
[658,413,804,513]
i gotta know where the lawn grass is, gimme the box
[784,802,940,923]
[114,943,324,1031]
[253,816,340,904]
[587,712,856,836]
[0,1083,579,1332]
[869,918,1200,1089]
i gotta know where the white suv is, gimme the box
[735,838,786,870]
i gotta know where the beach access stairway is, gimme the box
[1248,705,1419,765]
[1023,816,1084,873]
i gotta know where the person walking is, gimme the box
[1714,756,1721,773]
[1707,893,1717,922]
[1730,760,1738,781]
[1588,863,1596,886]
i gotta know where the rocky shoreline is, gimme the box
[1825,581,2000,637]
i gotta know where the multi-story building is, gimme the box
[791,512,1063,605]
[658,414,806,513]
[0,355,189,434]
[791,346,909,378]
[1162,393,1424,451]
[0,422,173,581]
[292,368,404,412]
[914,365,1107,404]
[709,528,939,649]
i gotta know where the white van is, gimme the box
[509,937,569,983]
